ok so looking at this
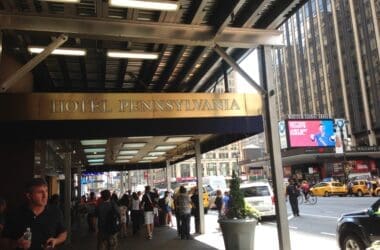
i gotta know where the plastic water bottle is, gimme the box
[23,227,32,241]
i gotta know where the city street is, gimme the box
[195,196,379,250]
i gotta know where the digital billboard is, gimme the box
[287,119,335,148]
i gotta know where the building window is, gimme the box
[220,162,230,176]
[181,164,191,177]
[206,162,217,176]
[219,152,229,159]
[206,153,216,159]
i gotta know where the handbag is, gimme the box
[153,207,159,216]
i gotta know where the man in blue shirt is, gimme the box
[310,123,334,146]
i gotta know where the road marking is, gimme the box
[288,215,294,220]
[321,232,336,236]
[289,226,298,230]
[299,213,338,219]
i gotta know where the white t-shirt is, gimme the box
[131,199,140,211]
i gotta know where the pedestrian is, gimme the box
[96,189,120,250]
[141,186,156,240]
[118,194,129,238]
[164,191,174,227]
[173,190,182,237]
[190,187,200,234]
[130,192,141,235]
[300,180,310,201]
[347,180,353,196]
[286,179,300,217]
[222,191,230,215]
[0,197,6,237]
[87,191,97,233]
[175,186,192,240]
[1,178,67,249]
[214,190,223,217]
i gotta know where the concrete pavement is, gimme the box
[59,210,339,250]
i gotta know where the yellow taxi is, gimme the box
[375,187,380,196]
[351,180,375,197]
[189,186,210,214]
[309,181,347,197]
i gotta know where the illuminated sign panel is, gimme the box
[287,119,335,148]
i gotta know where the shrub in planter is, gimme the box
[219,171,260,250]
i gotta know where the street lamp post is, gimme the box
[336,119,350,183]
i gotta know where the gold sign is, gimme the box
[0,93,262,120]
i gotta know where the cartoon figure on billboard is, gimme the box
[310,121,335,146]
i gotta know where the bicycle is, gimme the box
[297,192,317,205]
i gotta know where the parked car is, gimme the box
[375,187,380,197]
[240,181,275,218]
[336,198,380,250]
[351,180,377,197]
[309,181,347,197]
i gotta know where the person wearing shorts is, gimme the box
[141,186,156,240]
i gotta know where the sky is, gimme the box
[235,49,261,93]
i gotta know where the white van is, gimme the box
[240,182,276,217]
[203,176,227,191]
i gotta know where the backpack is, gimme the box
[105,203,121,235]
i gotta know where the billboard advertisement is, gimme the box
[287,119,335,148]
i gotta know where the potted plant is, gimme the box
[218,171,261,250]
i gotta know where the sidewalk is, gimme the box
[59,212,338,250]
[60,218,220,250]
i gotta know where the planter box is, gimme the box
[219,218,257,250]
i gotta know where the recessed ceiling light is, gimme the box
[81,139,107,146]
[115,159,130,163]
[143,156,158,160]
[148,151,166,156]
[127,136,153,139]
[123,143,146,148]
[88,159,104,163]
[155,145,176,151]
[109,0,179,11]
[165,136,192,143]
[28,47,86,56]
[117,155,134,159]
[138,160,152,163]
[86,154,105,159]
[107,50,159,60]
[119,150,139,155]
[39,0,80,3]
[88,162,103,166]
[84,148,106,153]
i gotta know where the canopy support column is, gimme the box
[258,45,291,250]
[213,43,291,250]
[128,171,132,191]
[120,171,125,194]
[0,30,2,65]
[194,139,205,234]
[63,152,72,244]
[166,160,171,191]
[77,165,82,198]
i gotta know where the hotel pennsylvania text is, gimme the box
[50,98,241,113]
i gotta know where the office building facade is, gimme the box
[269,0,380,181]
[273,0,380,146]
